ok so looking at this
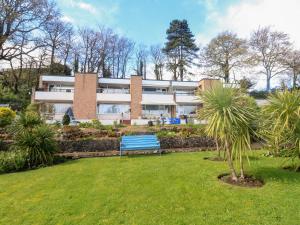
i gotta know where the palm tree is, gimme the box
[262,90,300,167]
[199,85,258,181]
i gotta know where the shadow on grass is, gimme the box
[0,158,79,176]
[252,166,300,183]
[124,152,168,158]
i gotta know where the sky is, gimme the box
[58,0,238,46]
[58,0,300,89]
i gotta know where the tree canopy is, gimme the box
[163,19,199,81]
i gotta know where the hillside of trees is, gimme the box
[1,0,300,110]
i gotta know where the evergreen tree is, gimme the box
[163,20,199,81]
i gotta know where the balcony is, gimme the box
[34,91,74,102]
[142,93,175,105]
[175,91,201,104]
[97,88,130,94]
[97,88,131,103]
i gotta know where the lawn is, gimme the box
[0,151,300,225]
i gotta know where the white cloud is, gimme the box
[61,15,75,23]
[214,0,300,48]
[62,0,119,23]
[77,2,97,14]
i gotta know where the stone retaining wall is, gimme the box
[1,136,216,153]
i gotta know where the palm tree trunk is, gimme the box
[215,137,220,157]
[240,152,245,180]
[225,140,238,181]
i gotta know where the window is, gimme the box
[143,88,157,92]
[142,105,170,116]
[98,104,130,114]
[176,105,197,115]
[54,104,73,114]
[41,103,72,114]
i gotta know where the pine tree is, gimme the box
[163,20,199,81]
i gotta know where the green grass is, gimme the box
[0,151,300,225]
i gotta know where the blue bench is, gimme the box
[120,135,161,156]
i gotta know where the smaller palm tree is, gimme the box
[199,85,258,181]
[262,90,300,168]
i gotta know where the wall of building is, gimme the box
[73,73,97,120]
[199,79,221,92]
[130,75,143,119]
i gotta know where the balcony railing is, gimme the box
[50,88,74,93]
[97,113,130,120]
[97,88,130,94]
[142,91,173,95]
[175,91,196,96]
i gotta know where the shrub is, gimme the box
[26,103,40,113]
[16,111,42,129]
[12,124,57,168]
[62,114,70,126]
[0,150,27,173]
[61,125,82,140]
[0,107,16,128]
[156,130,177,138]
[92,119,104,129]
[79,120,104,129]
[262,90,300,163]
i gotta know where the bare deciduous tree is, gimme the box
[78,26,134,78]
[250,26,291,92]
[0,0,57,61]
[135,45,148,79]
[200,31,254,83]
[150,45,165,80]
[43,17,73,73]
[282,49,300,89]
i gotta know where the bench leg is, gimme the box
[120,149,122,157]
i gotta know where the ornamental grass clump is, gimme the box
[261,90,300,170]
[199,85,259,181]
[9,111,57,169]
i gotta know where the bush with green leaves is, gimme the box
[199,86,259,181]
[79,119,104,129]
[9,112,57,168]
[0,107,16,128]
[11,124,57,168]
[9,111,43,134]
[262,90,300,168]
[62,114,70,126]
[156,130,177,138]
[0,150,27,173]
[26,103,40,113]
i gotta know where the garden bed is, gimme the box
[218,173,264,188]
[1,136,216,153]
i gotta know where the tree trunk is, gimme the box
[180,65,184,81]
[266,73,271,92]
[215,138,220,157]
[225,140,238,181]
[223,56,230,83]
[240,151,245,180]
[293,69,297,89]
[50,45,55,73]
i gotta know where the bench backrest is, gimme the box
[120,135,160,151]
